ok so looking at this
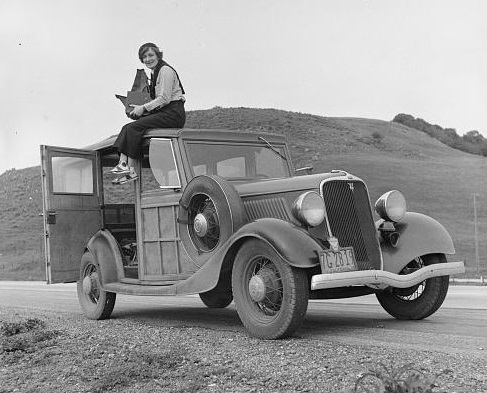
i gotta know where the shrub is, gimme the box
[371,131,384,144]
[0,317,58,354]
[354,362,449,393]
[393,113,487,158]
[1,318,45,337]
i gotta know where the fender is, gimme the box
[86,219,321,296]
[378,212,455,274]
[85,229,124,285]
[175,218,322,294]
[230,218,322,268]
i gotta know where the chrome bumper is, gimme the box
[310,261,465,291]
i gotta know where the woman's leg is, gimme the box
[120,153,127,164]
[127,157,136,172]
[125,101,185,134]
[113,100,185,158]
[111,121,148,174]
[109,152,130,174]
[113,123,147,160]
[111,100,185,179]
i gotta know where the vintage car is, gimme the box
[40,129,464,339]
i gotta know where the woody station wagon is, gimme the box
[40,129,465,339]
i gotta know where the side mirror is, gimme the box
[294,166,314,175]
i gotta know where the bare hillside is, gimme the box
[1,107,486,279]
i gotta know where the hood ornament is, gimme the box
[327,236,340,251]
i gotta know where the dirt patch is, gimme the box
[0,307,485,392]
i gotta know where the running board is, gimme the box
[103,282,178,296]
[311,261,465,291]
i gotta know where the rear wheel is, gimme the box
[232,239,309,339]
[199,288,233,308]
[77,252,116,320]
[376,253,449,320]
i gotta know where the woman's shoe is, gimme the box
[112,172,138,184]
[109,162,130,175]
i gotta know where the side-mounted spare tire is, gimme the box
[178,175,245,264]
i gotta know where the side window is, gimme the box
[51,156,94,194]
[145,138,181,190]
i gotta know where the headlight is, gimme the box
[292,191,326,227]
[374,190,407,222]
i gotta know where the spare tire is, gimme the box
[178,175,244,264]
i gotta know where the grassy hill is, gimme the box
[0,166,45,279]
[1,107,486,280]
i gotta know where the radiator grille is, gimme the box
[244,197,291,222]
[322,180,381,270]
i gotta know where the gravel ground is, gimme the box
[0,306,486,393]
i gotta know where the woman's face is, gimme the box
[142,48,159,70]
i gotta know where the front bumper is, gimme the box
[310,261,465,291]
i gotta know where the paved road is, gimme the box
[1,281,486,353]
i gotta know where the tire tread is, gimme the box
[232,239,309,339]
[77,252,116,320]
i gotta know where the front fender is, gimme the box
[233,218,322,268]
[379,212,455,274]
[175,218,322,295]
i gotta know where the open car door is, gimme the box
[40,146,102,283]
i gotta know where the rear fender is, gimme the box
[85,230,124,285]
[379,212,455,274]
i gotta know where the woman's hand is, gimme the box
[129,105,145,119]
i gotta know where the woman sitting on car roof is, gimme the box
[110,42,186,184]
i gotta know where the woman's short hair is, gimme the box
[138,42,163,62]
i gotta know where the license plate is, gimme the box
[319,247,357,274]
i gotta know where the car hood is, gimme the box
[233,171,362,197]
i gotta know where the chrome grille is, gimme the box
[244,197,291,222]
[322,180,381,270]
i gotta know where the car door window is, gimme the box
[146,138,181,190]
[51,156,94,194]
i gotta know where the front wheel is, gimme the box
[77,252,116,320]
[376,253,449,320]
[232,239,309,339]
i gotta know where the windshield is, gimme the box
[186,141,290,180]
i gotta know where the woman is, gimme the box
[110,42,186,184]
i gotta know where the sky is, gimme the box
[1,0,486,174]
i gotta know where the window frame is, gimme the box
[49,153,97,196]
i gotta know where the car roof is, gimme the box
[84,128,287,152]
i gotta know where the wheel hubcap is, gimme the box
[249,275,266,302]
[193,213,209,237]
[188,195,220,251]
[82,272,99,296]
[248,266,282,307]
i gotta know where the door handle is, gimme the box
[46,211,59,224]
